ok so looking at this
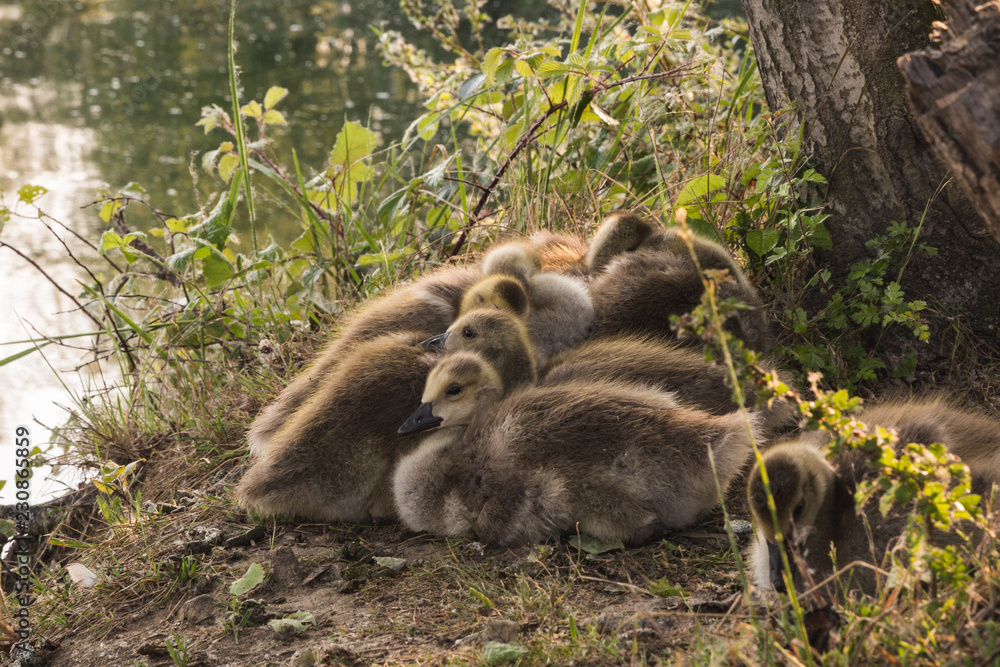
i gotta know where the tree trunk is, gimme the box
[741,0,1000,349]
[898,0,1000,243]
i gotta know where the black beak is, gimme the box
[419,332,449,351]
[768,539,797,593]
[398,402,443,435]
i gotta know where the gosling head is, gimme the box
[481,241,542,283]
[398,352,504,435]
[746,442,835,591]
[421,306,535,368]
[458,275,531,319]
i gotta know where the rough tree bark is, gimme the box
[741,0,1000,349]
[898,0,1000,242]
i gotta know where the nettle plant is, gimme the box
[376,0,803,233]
[732,123,938,389]
[781,220,936,388]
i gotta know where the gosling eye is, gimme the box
[462,327,476,339]
[446,384,463,397]
[792,502,805,521]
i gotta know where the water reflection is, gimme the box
[0,114,108,502]
[0,1,453,240]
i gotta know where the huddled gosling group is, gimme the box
[235,212,1000,596]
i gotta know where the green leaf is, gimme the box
[196,175,241,248]
[536,61,570,78]
[98,229,145,263]
[676,174,727,207]
[267,611,315,635]
[290,230,315,253]
[483,47,505,84]
[569,534,624,554]
[18,184,47,205]
[458,73,485,101]
[121,182,147,199]
[746,228,781,257]
[494,58,516,86]
[801,168,827,183]
[241,100,263,119]
[356,248,415,267]
[166,247,198,271]
[957,494,981,512]
[99,230,125,253]
[648,577,687,597]
[329,122,377,170]
[514,59,535,79]
[230,562,265,596]
[481,642,526,665]
[261,109,287,125]
[120,459,144,479]
[195,116,217,134]
[263,86,289,109]
[306,189,336,211]
[165,217,191,234]
[330,172,362,205]
[201,249,235,286]
[99,199,126,223]
[48,538,92,549]
[0,517,13,535]
[808,222,833,250]
[411,113,439,141]
[740,165,762,185]
[377,188,409,225]
[218,153,240,183]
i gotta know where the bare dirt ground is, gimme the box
[29,480,758,666]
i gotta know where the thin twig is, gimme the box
[443,176,490,193]
[38,218,105,290]
[0,242,104,329]
[42,212,123,274]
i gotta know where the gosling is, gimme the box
[396,351,761,546]
[422,306,538,393]
[529,230,589,277]
[746,398,1000,595]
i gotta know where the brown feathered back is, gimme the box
[586,213,770,352]
[237,332,436,523]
